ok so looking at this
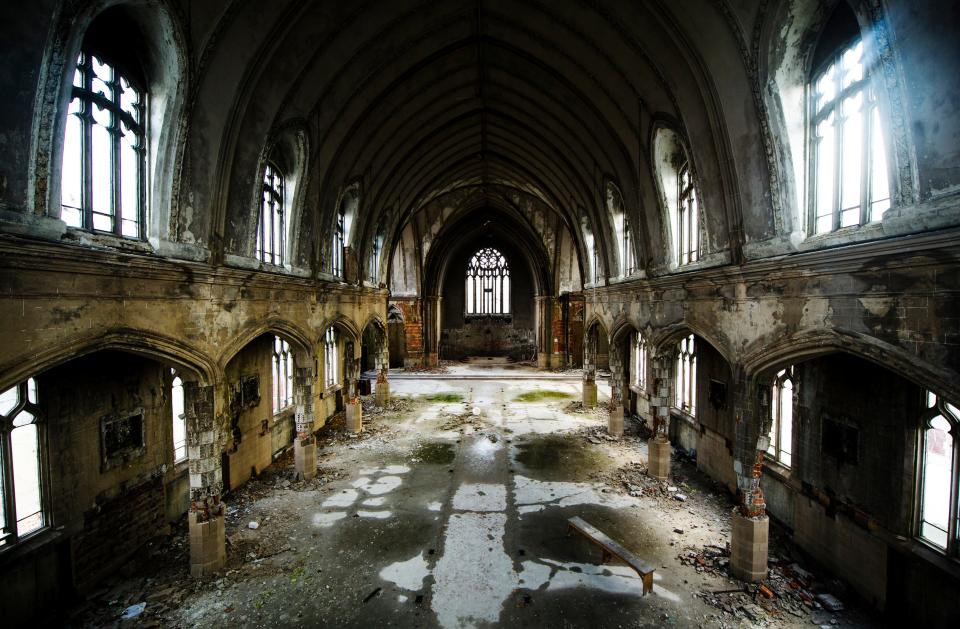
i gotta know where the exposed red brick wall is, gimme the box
[72,476,165,591]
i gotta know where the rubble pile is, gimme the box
[681,544,851,625]
[360,395,412,416]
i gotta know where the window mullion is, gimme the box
[832,57,843,232]
[111,76,122,236]
[1,429,18,542]
[861,91,873,226]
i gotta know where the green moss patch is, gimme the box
[512,390,573,402]
[422,392,464,403]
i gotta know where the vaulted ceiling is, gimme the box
[180,0,772,277]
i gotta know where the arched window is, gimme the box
[0,378,45,544]
[170,371,186,463]
[465,247,510,315]
[767,367,795,467]
[272,336,294,413]
[324,327,339,388]
[256,162,286,266]
[61,49,145,238]
[677,162,700,265]
[918,391,959,554]
[606,183,635,277]
[633,331,648,390]
[332,206,345,278]
[809,3,890,235]
[674,334,697,416]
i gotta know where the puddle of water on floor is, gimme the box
[383,464,411,474]
[413,442,456,465]
[513,475,636,514]
[357,510,393,519]
[427,501,443,511]
[380,551,431,591]
[512,435,583,472]
[520,559,647,596]
[452,483,507,512]
[362,497,387,507]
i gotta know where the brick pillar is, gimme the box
[582,328,597,408]
[344,341,363,432]
[184,382,225,577]
[422,295,441,367]
[730,370,770,581]
[608,339,624,437]
[535,296,553,369]
[374,325,390,406]
[647,350,673,480]
[293,364,317,480]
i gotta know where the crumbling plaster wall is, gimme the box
[583,229,960,616]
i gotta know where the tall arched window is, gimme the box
[272,336,294,413]
[170,371,186,463]
[1,378,45,543]
[324,327,339,388]
[61,50,145,238]
[332,206,345,278]
[465,247,510,315]
[677,162,699,265]
[809,3,890,235]
[918,391,959,555]
[767,367,795,467]
[256,162,286,265]
[633,331,648,390]
[674,334,697,416]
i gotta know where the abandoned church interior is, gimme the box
[1,0,958,626]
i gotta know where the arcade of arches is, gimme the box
[0,0,958,626]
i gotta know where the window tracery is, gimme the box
[465,247,510,315]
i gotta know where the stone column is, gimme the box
[184,382,225,578]
[535,295,553,369]
[582,329,597,408]
[607,339,624,437]
[293,364,317,480]
[647,351,673,480]
[343,341,363,432]
[422,295,441,367]
[374,327,390,406]
[730,372,770,582]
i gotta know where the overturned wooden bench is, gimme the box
[567,516,655,595]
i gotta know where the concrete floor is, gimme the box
[71,369,878,628]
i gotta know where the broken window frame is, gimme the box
[324,327,339,389]
[677,162,700,266]
[61,50,146,239]
[0,378,47,547]
[767,367,795,468]
[916,391,959,556]
[674,334,697,416]
[331,207,345,278]
[808,37,890,236]
[465,247,511,316]
[369,234,382,284]
[272,336,294,414]
[256,161,286,266]
[170,370,187,464]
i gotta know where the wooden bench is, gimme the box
[567,516,656,595]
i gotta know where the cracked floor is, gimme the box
[71,374,879,628]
